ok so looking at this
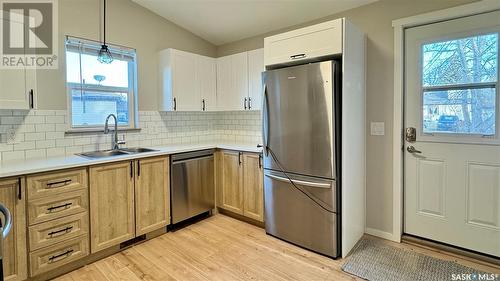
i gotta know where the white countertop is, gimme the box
[0,142,261,179]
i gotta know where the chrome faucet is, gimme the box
[104,114,125,150]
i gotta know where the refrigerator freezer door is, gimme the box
[262,61,337,179]
[264,170,339,257]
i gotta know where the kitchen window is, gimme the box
[65,36,137,131]
[421,33,498,136]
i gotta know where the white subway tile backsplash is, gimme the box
[2,151,25,161]
[0,110,261,161]
[25,149,47,159]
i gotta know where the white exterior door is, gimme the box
[404,11,500,257]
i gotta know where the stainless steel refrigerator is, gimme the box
[262,60,341,258]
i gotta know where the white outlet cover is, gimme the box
[370,122,385,136]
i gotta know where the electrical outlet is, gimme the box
[5,128,17,144]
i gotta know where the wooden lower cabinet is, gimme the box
[135,156,170,236]
[0,178,27,281]
[218,151,264,222]
[243,153,264,222]
[89,161,135,253]
[219,151,244,214]
[89,157,170,254]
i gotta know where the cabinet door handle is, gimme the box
[18,177,22,200]
[48,249,74,263]
[244,98,247,110]
[238,152,242,166]
[137,160,141,177]
[202,99,206,111]
[46,202,72,213]
[48,226,73,238]
[173,98,177,111]
[248,97,252,110]
[29,89,34,109]
[258,153,262,169]
[130,161,133,178]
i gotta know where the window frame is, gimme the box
[64,36,138,132]
[417,29,500,145]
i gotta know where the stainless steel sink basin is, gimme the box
[77,147,158,159]
[119,147,158,153]
[78,150,129,159]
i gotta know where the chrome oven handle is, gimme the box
[0,204,12,239]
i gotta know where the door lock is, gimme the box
[405,127,417,142]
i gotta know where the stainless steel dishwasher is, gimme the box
[171,149,215,224]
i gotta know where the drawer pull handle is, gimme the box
[46,203,72,213]
[48,249,74,263]
[48,226,73,238]
[46,179,72,188]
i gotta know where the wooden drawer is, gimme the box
[29,235,89,277]
[28,189,88,225]
[27,168,87,200]
[29,212,88,251]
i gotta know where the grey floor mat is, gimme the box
[341,238,498,281]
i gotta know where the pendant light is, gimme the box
[98,0,113,64]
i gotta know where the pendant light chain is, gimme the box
[98,0,113,64]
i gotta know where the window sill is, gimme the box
[65,128,142,135]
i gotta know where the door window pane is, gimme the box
[422,34,498,87]
[423,88,496,135]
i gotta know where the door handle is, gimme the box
[406,146,422,154]
[244,97,248,110]
[265,173,332,189]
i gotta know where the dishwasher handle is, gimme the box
[172,155,214,164]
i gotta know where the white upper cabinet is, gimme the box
[159,48,263,112]
[0,17,37,110]
[197,55,217,111]
[264,19,343,67]
[247,48,264,111]
[216,53,248,111]
[159,49,216,111]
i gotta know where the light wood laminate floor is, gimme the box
[54,214,499,281]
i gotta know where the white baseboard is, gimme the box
[365,227,399,242]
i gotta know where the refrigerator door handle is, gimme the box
[265,174,332,189]
[262,84,269,155]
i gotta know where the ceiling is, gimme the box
[132,0,377,46]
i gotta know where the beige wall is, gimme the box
[217,0,477,234]
[37,0,216,110]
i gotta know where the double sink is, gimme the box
[77,147,157,159]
